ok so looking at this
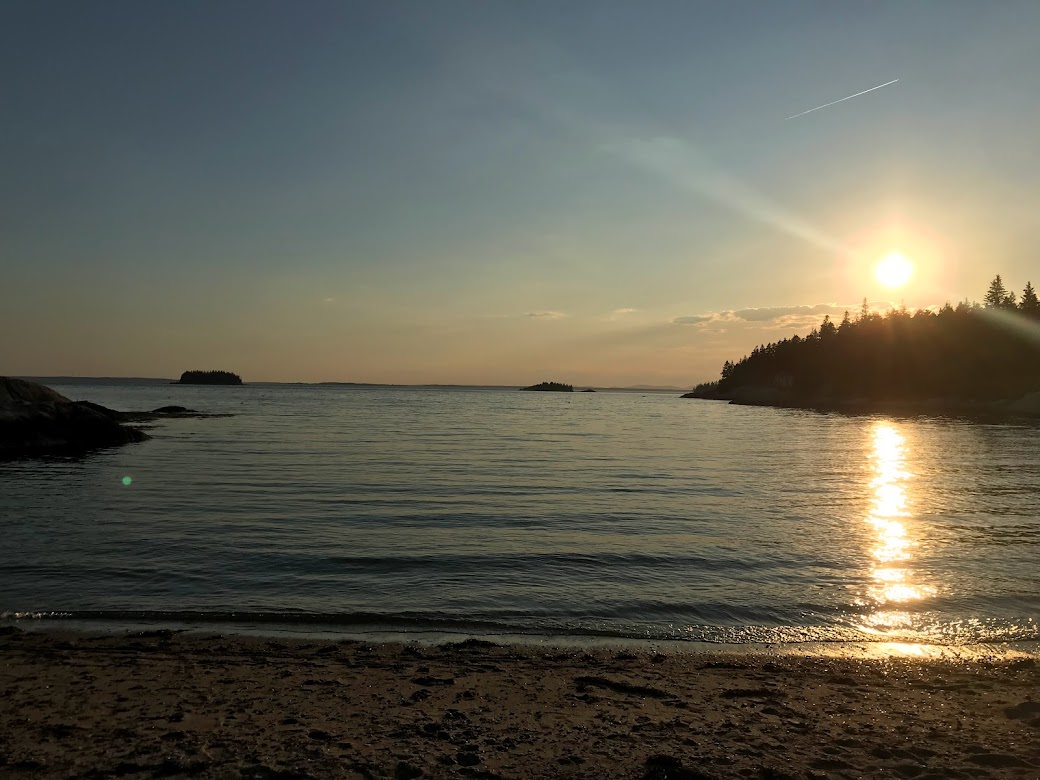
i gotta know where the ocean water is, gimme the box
[2,381,1039,648]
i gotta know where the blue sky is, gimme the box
[3,1,1039,385]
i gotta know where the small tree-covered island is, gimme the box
[521,381,573,392]
[686,275,1040,416]
[178,370,243,385]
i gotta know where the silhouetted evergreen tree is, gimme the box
[985,275,1009,308]
[1021,282,1040,318]
[820,315,837,339]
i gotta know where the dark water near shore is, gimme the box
[2,381,1039,647]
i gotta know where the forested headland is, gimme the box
[686,275,1040,413]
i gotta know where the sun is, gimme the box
[875,252,913,289]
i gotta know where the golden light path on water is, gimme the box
[860,423,936,637]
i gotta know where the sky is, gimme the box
[3,1,1040,386]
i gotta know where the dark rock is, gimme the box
[456,752,480,767]
[967,753,1035,769]
[644,754,714,780]
[412,676,455,686]
[0,377,69,404]
[1,378,149,458]
[1004,700,1040,720]
[757,768,797,780]
[71,400,122,419]
[394,761,424,779]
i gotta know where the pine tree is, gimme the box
[985,275,1008,308]
[1021,282,1040,318]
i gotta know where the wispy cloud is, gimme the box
[671,314,718,325]
[670,301,919,332]
[525,310,567,320]
[609,307,638,320]
[671,303,855,329]
[730,303,847,322]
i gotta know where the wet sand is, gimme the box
[1,628,1038,779]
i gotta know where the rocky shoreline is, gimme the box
[0,378,228,459]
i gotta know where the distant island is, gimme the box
[178,370,243,385]
[685,274,1040,417]
[521,381,573,392]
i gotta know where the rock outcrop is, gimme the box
[1,378,148,458]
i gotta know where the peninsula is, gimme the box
[685,275,1040,418]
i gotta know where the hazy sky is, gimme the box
[3,1,1039,386]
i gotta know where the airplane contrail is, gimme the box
[785,79,899,120]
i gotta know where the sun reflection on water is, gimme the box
[861,424,935,633]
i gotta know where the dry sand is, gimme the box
[1,628,1038,779]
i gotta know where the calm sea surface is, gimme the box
[2,381,1039,648]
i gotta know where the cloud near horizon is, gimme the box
[671,301,918,333]
[525,310,567,320]
[671,303,855,331]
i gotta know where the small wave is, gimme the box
[4,609,1038,646]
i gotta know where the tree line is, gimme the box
[691,275,1040,403]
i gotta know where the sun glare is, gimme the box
[875,252,913,289]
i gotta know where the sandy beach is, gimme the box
[1,629,1038,779]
